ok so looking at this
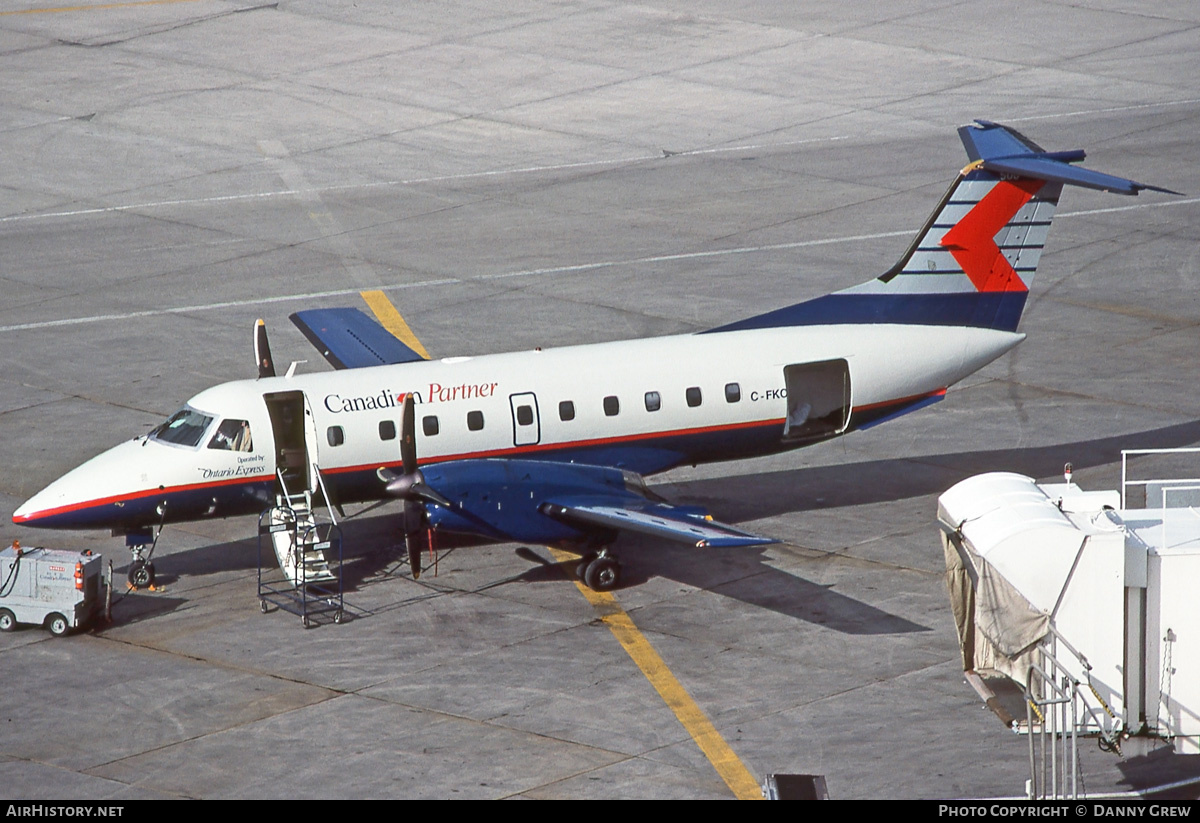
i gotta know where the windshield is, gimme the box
[149,407,215,448]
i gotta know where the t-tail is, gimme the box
[709,120,1177,335]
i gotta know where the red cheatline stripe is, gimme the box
[853,387,946,413]
[322,416,787,475]
[13,473,272,522]
[19,391,944,521]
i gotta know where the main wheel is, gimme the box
[583,556,620,592]
[127,560,155,588]
[0,609,16,632]
[575,551,598,580]
[45,613,69,637]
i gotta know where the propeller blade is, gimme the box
[410,482,453,509]
[255,319,276,379]
[404,499,422,579]
[400,392,417,476]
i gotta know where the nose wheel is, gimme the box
[577,551,621,592]
[127,558,156,589]
[126,537,158,589]
[123,511,167,590]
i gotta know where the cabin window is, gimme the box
[422,415,440,437]
[515,405,534,426]
[644,391,661,412]
[603,395,620,417]
[149,407,214,448]
[725,383,741,403]
[467,410,484,431]
[559,401,575,421]
[686,387,702,407]
[379,420,396,441]
[327,426,345,447]
[208,419,253,452]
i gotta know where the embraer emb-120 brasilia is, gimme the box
[13,121,1175,591]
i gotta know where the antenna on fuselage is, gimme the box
[255,319,276,379]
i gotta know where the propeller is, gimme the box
[255,319,276,379]
[376,393,450,579]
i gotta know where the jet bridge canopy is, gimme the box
[939,463,1200,755]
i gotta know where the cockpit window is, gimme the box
[207,419,253,452]
[149,408,214,448]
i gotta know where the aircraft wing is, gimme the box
[419,458,774,549]
[290,307,429,369]
[540,497,775,548]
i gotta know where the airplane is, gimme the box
[11,121,1176,592]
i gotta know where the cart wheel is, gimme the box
[0,609,16,632]
[302,615,311,629]
[45,613,69,637]
[259,599,269,614]
[333,609,343,624]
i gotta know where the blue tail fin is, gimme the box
[707,121,1175,335]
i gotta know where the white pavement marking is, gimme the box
[1,196,1196,335]
[0,136,848,225]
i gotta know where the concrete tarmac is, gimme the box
[2,0,1199,800]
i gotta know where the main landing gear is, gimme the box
[576,549,621,592]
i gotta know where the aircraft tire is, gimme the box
[575,552,598,580]
[584,556,620,592]
[127,560,155,589]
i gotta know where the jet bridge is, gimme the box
[939,452,1200,763]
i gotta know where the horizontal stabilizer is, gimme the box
[290,308,429,370]
[542,497,775,548]
[960,120,1180,195]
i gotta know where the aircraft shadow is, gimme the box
[661,418,1200,525]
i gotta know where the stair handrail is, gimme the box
[311,463,339,527]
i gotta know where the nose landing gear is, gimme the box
[127,551,156,589]
[124,508,165,590]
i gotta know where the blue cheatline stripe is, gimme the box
[703,290,1029,334]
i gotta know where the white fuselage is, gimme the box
[13,322,1023,531]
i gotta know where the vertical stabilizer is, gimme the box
[707,121,1175,335]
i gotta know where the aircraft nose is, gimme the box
[12,439,154,530]
[13,463,101,528]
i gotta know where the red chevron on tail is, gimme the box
[939,177,1045,293]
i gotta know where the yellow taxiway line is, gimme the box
[548,548,762,800]
[355,289,758,798]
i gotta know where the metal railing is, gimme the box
[1023,628,1123,800]
[1121,447,1200,509]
